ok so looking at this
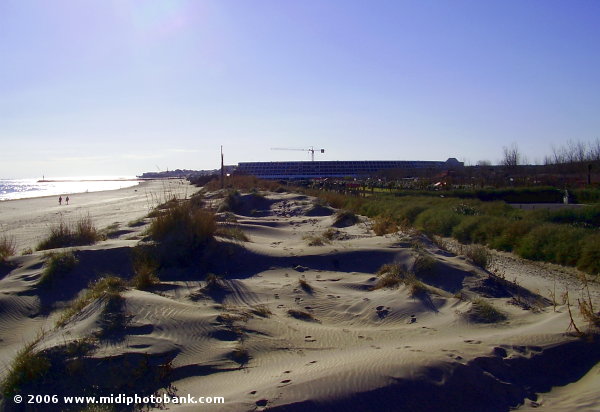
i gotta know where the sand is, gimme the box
[0,188,599,411]
[0,179,191,252]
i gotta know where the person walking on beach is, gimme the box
[59,196,62,205]
[66,196,69,205]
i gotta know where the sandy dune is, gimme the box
[0,189,599,411]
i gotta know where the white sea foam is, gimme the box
[0,176,140,201]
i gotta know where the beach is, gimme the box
[0,186,599,411]
[0,179,191,252]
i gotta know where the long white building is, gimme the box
[236,158,463,179]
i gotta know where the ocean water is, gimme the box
[0,176,140,201]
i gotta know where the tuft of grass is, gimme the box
[217,190,242,213]
[128,218,146,227]
[39,251,78,286]
[304,233,329,246]
[1,336,51,398]
[322,228,339,241]
[412,253,436,275]
[131,247,159,290]
[469,298,507,323]
[36,215,100,250]
[230,345,250,365]
[409,278,429,297]
[298,278,313,293]
[149,199,216,263]
[57,276,126,327]
[21,247,33,255]
[465,245,491,270]
[250,304,272,318]
[333,210,359,227]
[0,235,17,263]
[215,226,249,242]
[372,215,398,236]
[287,309,318,321]
[372,263,405,290]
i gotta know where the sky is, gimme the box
[1,0,599,178]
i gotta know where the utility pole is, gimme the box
[220,146,224,189]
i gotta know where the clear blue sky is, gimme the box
[1,0,599,178]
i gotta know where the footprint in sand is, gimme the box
[249,390,257,395]
[464,340,482,344]
[256,399,268,407]
[376,306,390,318]
[278,379,292,387]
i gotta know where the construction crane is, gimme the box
[271,146,325,161]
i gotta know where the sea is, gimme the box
[0,176,141,201]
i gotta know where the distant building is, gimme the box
[236,158,463,179]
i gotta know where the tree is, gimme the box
[502,143,521,167]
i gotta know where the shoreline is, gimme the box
[0,179,193,252]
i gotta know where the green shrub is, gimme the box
[398,205,427,224]
[0,235,16,262]
[39,251,78,286]
[577,234,600,275]
[470,217,507,245]
[516,224,585,266]
[37,215,100,250]
[415,208,462,236]
[452,216,487,243]
[488,219,535,251]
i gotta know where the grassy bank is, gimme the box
[309,190,600,276]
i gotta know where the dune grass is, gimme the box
[287,309,318,322]
[465,245,492,270]
[215,225,249,242]
[148,198,216,264]
[131,247,159,290]
[469,299,507,323]
[250,304,272,318]
[333,210,359,227]
[298,278,313,293]
[1,335,51,398]
[57,276,126,327]
[37,215,100,251]
[39,251,78,286]
[372,215,398,235]
[0,235,16,263]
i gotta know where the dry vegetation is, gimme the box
[57,276,126,327]
[1,334,50,398]
[0,235,16,263]
[36,215,100,251]
[39,251,78,286]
